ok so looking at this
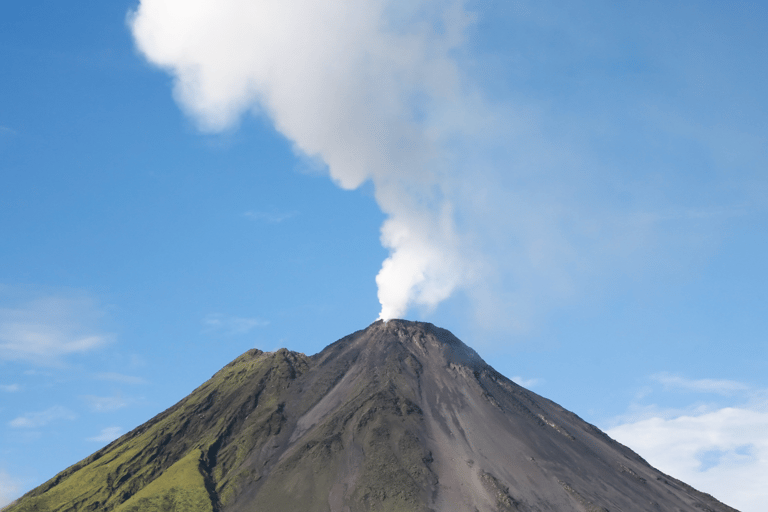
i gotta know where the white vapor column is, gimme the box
[130,0,481,320]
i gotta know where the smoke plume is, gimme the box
[130,0,485,320]
[129,0,734,327]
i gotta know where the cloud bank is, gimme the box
[608,404,768,512]
[606,375,768,512]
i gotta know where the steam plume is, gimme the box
[130,0,481,320]
[129,0,725,327]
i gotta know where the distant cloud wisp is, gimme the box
[87,426,122,444]
[81,395,130,412]
[651,372,751,396]
[203,313,268,336]
[511,376,542,389]
[9,406,77,429]
[0,290,111,366]
[94,372,147,385]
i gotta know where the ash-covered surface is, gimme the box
[6,320,739,512]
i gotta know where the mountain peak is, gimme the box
[5,322,738,512]
[327,319,484,371]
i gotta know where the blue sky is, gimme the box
[1,1,766,510]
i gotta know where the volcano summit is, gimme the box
[4,320,737,511]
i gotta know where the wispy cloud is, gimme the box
[651,372,750,395]
[0,469,22,509]
[0,384,19,393]
[243,210,298,223]
[511,376,542,389]
[93,372,147,385]
[81,395,129,412]
[203,313,268,336]
[0,125,16,136]
[86,426,122,444]
[0,289,112,366]
[9,406,77,429]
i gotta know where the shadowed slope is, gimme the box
[4,320,739,512]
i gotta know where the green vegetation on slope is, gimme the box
[7,348,309,512]
[114,449,213,512]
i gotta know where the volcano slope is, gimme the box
[4,320,738,512]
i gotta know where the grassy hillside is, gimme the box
[7,348,308,512]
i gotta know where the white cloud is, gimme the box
[606,377,768,512]
[87,426,122,444]
[203,313,268,335]
[0,384,19,392]
[651,372,750,395]
[81,395,129,412]
[0,469,22,509]
[9,406,77,429]
[0,290,111,366]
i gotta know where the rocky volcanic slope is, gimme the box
[4,320,738,512]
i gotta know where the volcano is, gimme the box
[4,320,738,511]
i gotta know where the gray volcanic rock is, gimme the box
[6,320,738,512]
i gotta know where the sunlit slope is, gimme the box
[5,320,740,512]
[6,348,308,512]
